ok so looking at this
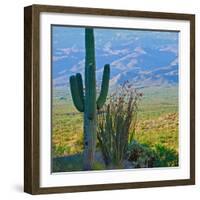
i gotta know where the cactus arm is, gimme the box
[76,73,84,104]
[96,64,110,109]
[69,75,84,112]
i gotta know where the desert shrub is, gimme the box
[52,145,71,156]
[127,141,178,168]
[92,162,106,170]
[97,82,142,168]
[53,153,83,172]
[127,140,156,168]
[153,144,178,167]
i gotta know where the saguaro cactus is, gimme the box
[69,28,110,170]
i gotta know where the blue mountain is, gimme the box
[52,27,179,89]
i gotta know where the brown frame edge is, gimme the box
[24,4,195,195]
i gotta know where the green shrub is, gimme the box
[92,161,106,170]
[153,144,178,167]
[52,145,71,156]
[127,140,156,168]
[53,153,83,172]
[127,141,178,168]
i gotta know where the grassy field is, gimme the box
[135,86,178,151]
[52,86,178,170]
[52,87,83,157]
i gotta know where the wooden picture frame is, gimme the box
[24,4,195,194]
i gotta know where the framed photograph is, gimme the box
[24,4,195,194]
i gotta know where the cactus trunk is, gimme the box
[83,29,97,170]
[69,27,110,170]
[83,112,97,169]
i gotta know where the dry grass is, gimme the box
[134,112,178,151]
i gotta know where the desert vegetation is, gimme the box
[97,82,142,168]
[52,85,178,172]
[52,27,178,172]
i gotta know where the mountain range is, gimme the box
[52,27,179,89]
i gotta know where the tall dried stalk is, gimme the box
[97,81,142,168]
